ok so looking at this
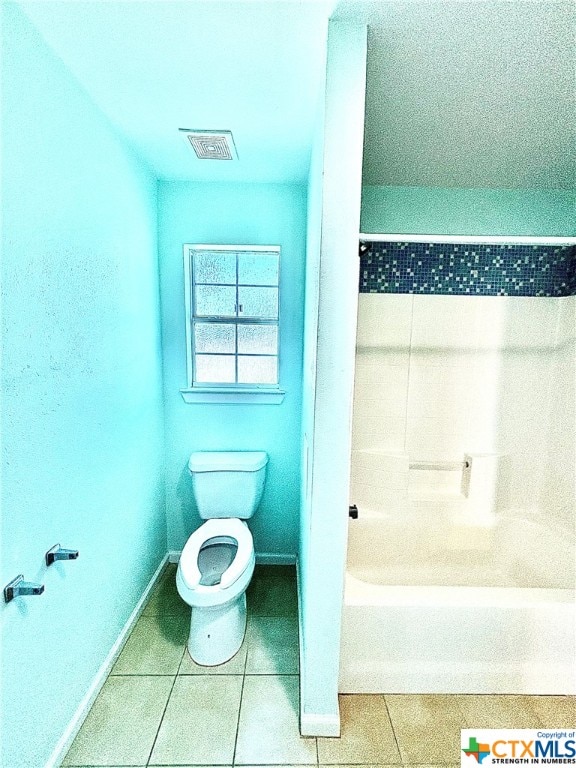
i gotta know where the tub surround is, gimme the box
[346,289,576,695]
[351,294,575,526]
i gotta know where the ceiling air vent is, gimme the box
[179,129,238,160]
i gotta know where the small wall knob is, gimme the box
[45,544,79,566]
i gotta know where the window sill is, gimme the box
[180,387,286,404]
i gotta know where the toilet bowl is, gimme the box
[176,451,267,666]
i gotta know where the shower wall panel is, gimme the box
[351,293,574,525]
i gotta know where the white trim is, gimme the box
[296,558,341,737]
[297,557,306,731]
[360,233,576,246]
[180,387,285,404]
[255,552,296,565]
[183,246,194,388]
[187,244,281,252]
[300,712,341,738]
[45,554,169,768]
[182,244,282,393]
[168,550,296,566]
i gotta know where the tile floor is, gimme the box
[63,564,575,768]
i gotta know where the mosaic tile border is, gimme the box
[359,241,576,296]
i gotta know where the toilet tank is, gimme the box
[188,451,268,519]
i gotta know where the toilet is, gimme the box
[176,451,268,666]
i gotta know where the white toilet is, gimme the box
[176,451,268,666]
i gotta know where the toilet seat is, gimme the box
[180,518,253,593]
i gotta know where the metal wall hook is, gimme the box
[4,575,45,603]
[45,544,79,566]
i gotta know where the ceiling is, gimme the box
[17,0,333,183]
[16,0,576,189]
[343,1,575,189]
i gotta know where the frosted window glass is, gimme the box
[195,285,236,317]
[238,356,278,384]
[194,323,236,353]
[237,324,278,355]
[195,355,235,383]
[238,287,278,319]
[238,252,279,286]
[193,251,236,284]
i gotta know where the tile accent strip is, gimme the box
[359,241,576,296]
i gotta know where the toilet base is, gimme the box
[187,593,247,666]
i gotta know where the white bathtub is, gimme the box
[340,514,576,694]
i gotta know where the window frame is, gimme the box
[183,244,281,392]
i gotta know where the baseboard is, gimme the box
[296,558,341,737]
[168,550,296,565]
[296,557,307,731]
[256,552,296,565]
[300,712,341,737]
[46,553,169,768]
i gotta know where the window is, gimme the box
[183,245,280,391]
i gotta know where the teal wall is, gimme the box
[299,22,366,733]
[158,182,306,557]
[361,186,576,236]
[1,6,166,766]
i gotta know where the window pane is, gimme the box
[237,324,278,355]
[238,356,277,384]
[195,354,235,383]
[195,285,236,317]
[238,252,279,286]
[194,323,236,353]
[193,251,236,284]
[238,287,278,319]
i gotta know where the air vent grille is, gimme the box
[180,130,237,160]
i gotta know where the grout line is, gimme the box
[402,294,415,454]
[145,672,179,768]
[231,647,248,766]
[382,694,404,765]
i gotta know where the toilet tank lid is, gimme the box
[189,451,268,473]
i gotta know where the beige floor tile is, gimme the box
[63,676,173,766]
[178,633,248,675]
[245,616,299,674]
[247,570,298,617]
[318,695,401,764]
[149,675,243,765]
[385,694,466,764]
[528,696,576,728]
[235,675,317,764]
[454,695,543,729]
[111,613,187,675]
[143,564,185,616]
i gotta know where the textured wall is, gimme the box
[361,186,576,237]
[158,181,306,557]
[299,22,366,730]
[1,6,166,766]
